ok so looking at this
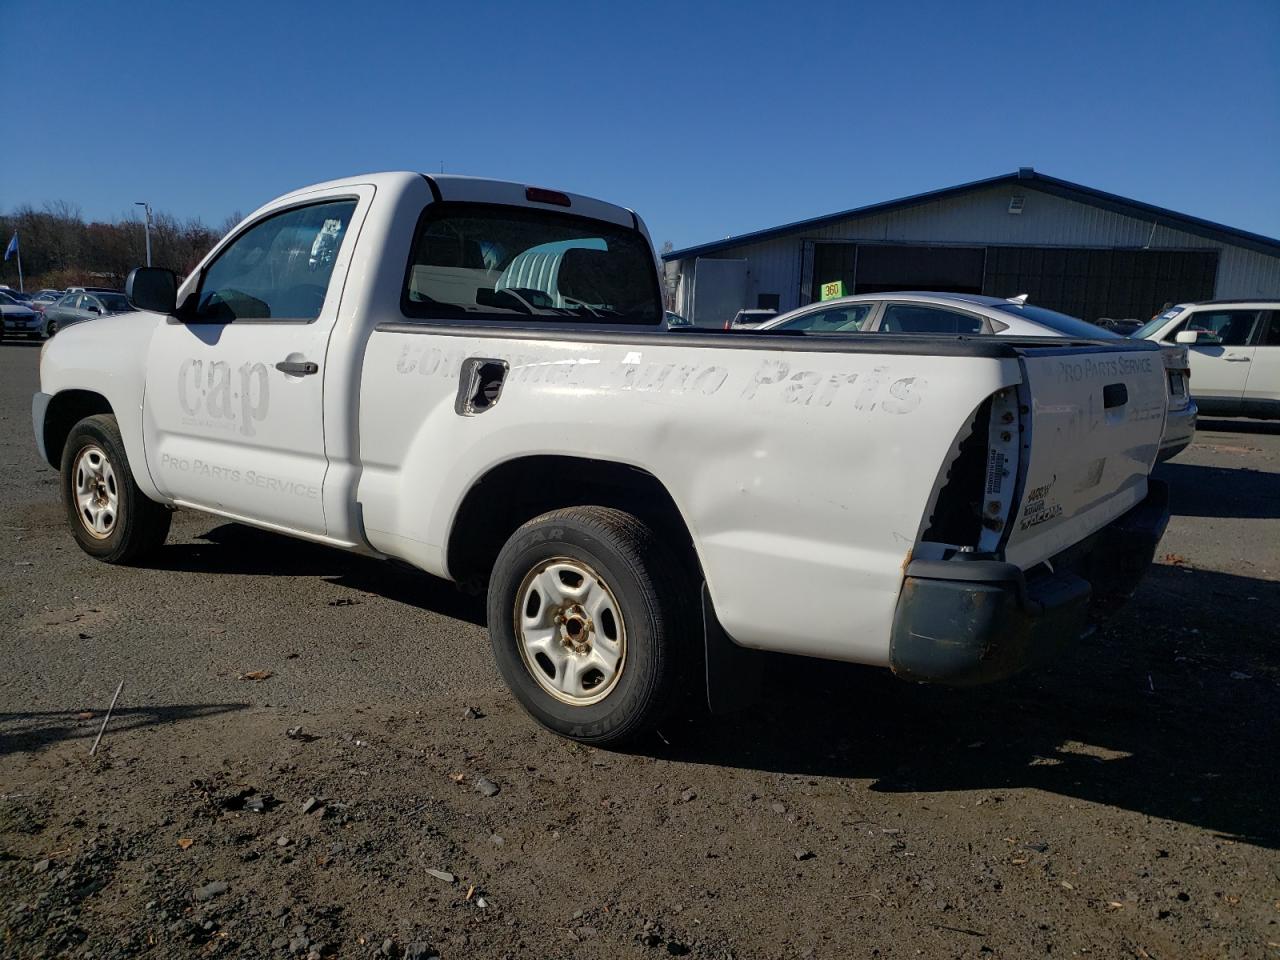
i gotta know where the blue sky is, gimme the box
[2,0,1277,249]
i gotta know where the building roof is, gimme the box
[662,168,1280,262]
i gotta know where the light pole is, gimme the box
[135,201,152,267]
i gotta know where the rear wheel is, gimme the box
[61,414,171,563]
[487,506,694,746]
[44,318,58,338]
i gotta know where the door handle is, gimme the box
[1223,354,1251,362]
[275,360,319,375]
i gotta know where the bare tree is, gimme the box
[0,201,226,290]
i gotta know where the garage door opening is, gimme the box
[810,243,986,302]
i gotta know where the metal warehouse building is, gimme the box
[663,168,1280,328]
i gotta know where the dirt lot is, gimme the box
[1,340,1277,959]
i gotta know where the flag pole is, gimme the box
[16,243,22,293]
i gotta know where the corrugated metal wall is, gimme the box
[670,184,1280,321]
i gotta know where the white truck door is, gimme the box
[1179,308,1262,400]
[142,193,366,537]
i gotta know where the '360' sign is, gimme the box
[177,359,270,437]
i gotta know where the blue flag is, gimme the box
[3,232,16,262]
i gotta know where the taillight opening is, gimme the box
[919,388,1022,557]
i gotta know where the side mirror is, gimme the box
[126,266,178,314]
[1174,329,1199,345]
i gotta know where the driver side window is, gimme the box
[196,199,356,322]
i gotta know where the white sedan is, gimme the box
[762,292,1197,461]
[1130,301,1279,420]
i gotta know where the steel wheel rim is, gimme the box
[514,556,627,706]
[73,444,119,540]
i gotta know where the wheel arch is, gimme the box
[41,389,114,469]
[445,455,703,591]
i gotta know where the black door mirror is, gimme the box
[125,266,178,314]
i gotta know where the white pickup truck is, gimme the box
[33,172,1170,744]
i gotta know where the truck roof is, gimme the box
[268,171,637,230]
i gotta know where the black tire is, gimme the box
[487,506,695,746]
[60,414,171,564]
[44,319,57,338]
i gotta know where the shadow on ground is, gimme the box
[143,523,485,625]
[0,702,248,757]
[1155,460,1280,519]
[134,519,1279,849]
[1195,417,1280,436]
[646,563,1280,849]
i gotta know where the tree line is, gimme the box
[0,203,240,292]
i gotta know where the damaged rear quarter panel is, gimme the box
[357,332,1018,665]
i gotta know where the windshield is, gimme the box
[100,294,131,312]
[1131,306,1187,340]
[988,302,1119,339]
[0,292,14,305]
[403,203,661,325]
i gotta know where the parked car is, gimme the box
[726,308,777,330]
[34,172,1170,745]
[0,290,43,340]
[31,292,62,313]
[1130,301,1279,420]
[762,292,1196,461]
[39,290,132,337]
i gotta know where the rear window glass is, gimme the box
[100,294,131,312]
[881,304,985,335]
[402,203,661,325]
[988,303,1119,339]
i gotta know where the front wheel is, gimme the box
[487,506,694,746]
[61,414,171,563]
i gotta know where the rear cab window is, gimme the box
[401,203,661,326]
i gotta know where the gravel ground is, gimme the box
[1,340,1277,959]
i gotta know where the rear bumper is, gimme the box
[890,480,1170,686]
[1157,401,1196,463]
